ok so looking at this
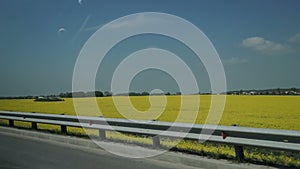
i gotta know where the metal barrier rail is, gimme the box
[0,111,299,162]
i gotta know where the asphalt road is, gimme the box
[0,132,198,169]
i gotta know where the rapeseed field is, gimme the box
[0,95,299,167]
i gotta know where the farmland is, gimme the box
[0,95,299,167]
[0,95,299,130]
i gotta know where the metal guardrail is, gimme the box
[0,110,299,162]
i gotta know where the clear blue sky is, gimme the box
[1,0,300,96]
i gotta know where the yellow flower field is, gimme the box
[0,95,299,130]
[0,95,299,167]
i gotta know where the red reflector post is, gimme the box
[222,132,227,139]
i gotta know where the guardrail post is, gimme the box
[232,124,244,162]
[234,145,245,162]
[32,122,38,130]
[99,129,106,140]
[61,125,67,134]
[9,120,14,127]
[152,136,160,148]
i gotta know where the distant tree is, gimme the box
[141,92,149,96]
[59,92,72,98]
[25,95,34,99]
[129,92,138,96]
[72,92,86,98]
[95,91,104,97]
[239,89,243,95]
[104,91,112,97]
[277,88,281,95]
[85,91,95,97]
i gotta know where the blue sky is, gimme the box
[1,0,300,96]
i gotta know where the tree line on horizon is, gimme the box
[0,87,299,99]
[59,91,181,98]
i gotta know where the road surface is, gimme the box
[0,132,198,169]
